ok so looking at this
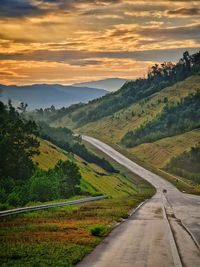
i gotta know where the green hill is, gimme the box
[50,51,200,193]
[33,139,141,198]
[51,51,200,129]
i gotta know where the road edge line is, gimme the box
[162,194,183,267]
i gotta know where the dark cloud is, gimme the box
[138,23,200,41]
[110,23,200,43]
[69,59,102,66]
[168,8,200,16]
[0,0,122,18]
[0,47,199,63]
[0,0,44,18]
[0,71,14,76]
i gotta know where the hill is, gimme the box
[50,51,200,192]
[0,84,108,110]
[73,78,129,92]
[33,139,143,198]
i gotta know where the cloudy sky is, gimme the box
[1,0,200,85]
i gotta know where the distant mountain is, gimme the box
[0,84,108,110]
[73,78,129,92]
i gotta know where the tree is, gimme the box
[29,170,59,202]
[55,160,81,197]
[0,101,40,180]
[17,102,28,113]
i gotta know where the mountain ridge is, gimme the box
[73,78,129,92]
[0,83,108,110]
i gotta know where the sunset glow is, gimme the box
[1,0,200,85]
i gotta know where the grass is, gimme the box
[33,139,69,170]
[106,141,200,194]
[0,194,153,266]
[33,139,140,198]
[67,75,200,193]
[1,138,155,266]
[128,129,200,168]
[75,75,200,144]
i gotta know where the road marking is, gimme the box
[162,194,183,267]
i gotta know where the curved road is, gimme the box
[77,136,200,267]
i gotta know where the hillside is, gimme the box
[0,84,108,110]
[50,52,200,192]
[55,74,200,143]
[33,139,141,198]
[52,51,200,129]
[75,76,200,191]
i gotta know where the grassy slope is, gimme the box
[77,75,200,143]
[33,139,139,198]
[65,75,200,193]
[129,129,200,168]
[1,139,154,267]
[33,139,69,170]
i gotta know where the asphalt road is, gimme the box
[77,136,200,267]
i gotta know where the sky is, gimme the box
[0,0,200,85]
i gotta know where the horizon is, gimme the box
[1,0,200,85]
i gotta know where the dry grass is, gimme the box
[129,129,200,168]
[33,139,69,170]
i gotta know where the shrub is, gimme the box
[7,192,21,206]
[90,225,108,237]
[0,203,10,211]
[29,170,59,202]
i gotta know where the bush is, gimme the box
[29,170,59,202]
[90,225,108,237]
[0,203,10,211]
[0,187,6,203]
[7,192,21,206]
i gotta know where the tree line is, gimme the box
[164,144,200,185]
[121,90,200,147]
[29,51,200,128]
[38,121,116,173]
[0,101,82,208]
[69,51,200,126]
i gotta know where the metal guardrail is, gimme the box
[0,196,107,218]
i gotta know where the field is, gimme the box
[128,129,200,168]
[1,139,154,267]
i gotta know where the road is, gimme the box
[77,136,200,267]
[0,196,106,218]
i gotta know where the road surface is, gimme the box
[77,136,200,267]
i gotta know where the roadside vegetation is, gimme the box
[0,101,120,209]
[0,192,153,267]
[38,121,116,173]
[164,144,200,186]
[0,100,155,266]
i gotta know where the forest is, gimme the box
[38,121,116,173]
[0,102,82,208]
[31,51,200,126]
[165,144,200,185]
[121,90,200,147]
